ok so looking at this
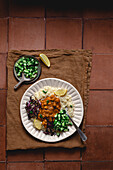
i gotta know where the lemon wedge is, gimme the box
[34,119,42,130]
[39,53,50,67]
[54,88,67,97]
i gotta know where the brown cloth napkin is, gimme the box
[7,49,92,150]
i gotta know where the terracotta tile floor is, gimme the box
[0,1,113,169]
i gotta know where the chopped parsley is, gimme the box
[42,90,48,94]
[39,114,43,118]
[46,100,49,104]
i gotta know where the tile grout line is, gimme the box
[5,16,8,168]
[6,160,113,163]
[80,161,82,170]
[1,16,113,20]
[90,89,113,91]
[7,161,44,163]
[86,125,113,127]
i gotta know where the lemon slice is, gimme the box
[54,88,67,97]
[34,119,42,130]
[39,53,50,67]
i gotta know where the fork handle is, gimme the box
[66,112,87,142]
[76,126,87,142]
[14,79,24,90]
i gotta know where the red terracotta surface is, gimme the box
[87,91,113,125]
[0,163,6,170]
[82,127,113,161]
[0,54,7,89]
[46,18,82,49]
[9,18,45,50]
[45,162,81,170]
[0,90,6,125]
[83,19,113,53]
[0,126,6,161]
[82,161,113,170]
[45,147,80,160]
[83,8,113,19]
[90,54,113,89]
[0,19,8,53]
[7,162,44,170]
[0,2,112,170]
[7,149,43,162]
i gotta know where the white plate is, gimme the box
[20,78,84,142]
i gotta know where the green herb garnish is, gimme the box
[42,90,48,94]
[46,100,49,104]
[39,114,43,118]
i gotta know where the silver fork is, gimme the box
[14,72,31,90]
[65,109,87,142]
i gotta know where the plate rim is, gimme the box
[20,78,84,142]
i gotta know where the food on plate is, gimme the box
[25,86,74,136]
[34,118,42,130]
[54,88,67,97]
[39,53,50,67]
[15,56,39,79]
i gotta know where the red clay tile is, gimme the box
[7,162,43,170]
[0,19,8,53]
[0,163,6,170]
[0,126,6,161]
[82,127,113,161]
[0,0,8,17]
[45,147,80,161]
[45,162,80,170]
[9,0,45,17]
[90,54,113,89]
[0,54,7,89]
[83,19,113,53]
[87,91,113,125]
[0,90,6,125]
[83,8,113,18]
[7,149,43,162]
[82,161,113,170]
[46,2,82,18]
[9,18,45,50]
[46,18,82,49]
